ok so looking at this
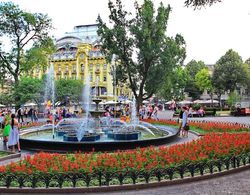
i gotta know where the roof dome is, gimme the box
[56,36,82,50]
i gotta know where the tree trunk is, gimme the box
[136,94,143,115]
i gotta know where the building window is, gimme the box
[101,87,107,95]
[80,53,84,59]
[58,65,61,72]
[103,64,107,70]
[90,64,93,70]
[90,75,93,82]
[96,64,100,70]
[73,65,76,71]
[103,76,107,82]
[81,75,84,80]
[66,65,69,72]
[81,64,84,72]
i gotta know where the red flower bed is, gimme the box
[142,119,250,132]
[0,133,249,174]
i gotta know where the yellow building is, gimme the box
[35,35,131,102]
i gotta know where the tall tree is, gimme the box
[184,60,206,100]
[213,49,247,93]
[97,0,185,110]
[0,2,53,85]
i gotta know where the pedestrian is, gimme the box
[152,105,159,120]
[3,110,11,144]
[181,106,189,137]
[8,113,21,153]
[28,107,34,123]
[17,107,24,124]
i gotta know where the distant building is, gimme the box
[64,24,99,44]
[33,24,132,102]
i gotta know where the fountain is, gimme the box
[19,71,179,152]
[44,65,55,138]
[62,76,101,142]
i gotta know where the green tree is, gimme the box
[195,68,214,99]
[12,77,44,107]
[213,49,248,93]
[227,91,241,110]
[56,79,83,103]
[97,0,185,110]
[185,60,206,100]
[158,66,188,101]
[184,0,222,8]
[22,37,56,75]
[0,2,53,85]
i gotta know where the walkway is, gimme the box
[95,169,250,195]
[158,110,250,125]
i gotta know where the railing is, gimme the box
[0,153,249,188]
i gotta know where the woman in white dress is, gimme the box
[8,114,21,153]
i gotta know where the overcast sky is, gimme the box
[3,0,250,64]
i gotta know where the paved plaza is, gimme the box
[158,110,250,125]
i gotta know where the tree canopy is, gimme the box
[184,0,222,8]
[55,79,83,103]
[158,67,188,101]
[184,60,206,100]
[12,77,44,107]
[212,49,248,93]
[97,0,185,108]
[0,2,53,84]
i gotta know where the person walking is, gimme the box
[3,110,11,144]
[8,113,21,153]
[181,106,189,137]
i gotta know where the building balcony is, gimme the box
[56,71,62,75]
[95,69,100,74]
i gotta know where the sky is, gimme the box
[2,0,250,64]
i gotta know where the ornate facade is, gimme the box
[34,24,132,102]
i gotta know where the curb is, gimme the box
[0,164,249,193]
[0,150,21,163]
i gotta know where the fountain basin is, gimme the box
[63,134,101,142]
[19,124,179,152]
[107,131,141,140]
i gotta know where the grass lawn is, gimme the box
[0,151,9,158]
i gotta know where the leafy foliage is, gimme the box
[158,66,188,100]
[212,49,247,93]
[12,77,44,106]
[184,0,222,8]
[0,2,53,84]
[22,37,56,74]
[55,79,83,103]
[184,60,206,100]
[195,68,213,93]
[97,0,185,108]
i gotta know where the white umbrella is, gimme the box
[204,99,219,104]
[122,99,132,104]
[24,102,37,107]
[142,100,149,104]
[0,104,6,107]
[104,100,117,105]
[193,99,203,104]
[165,101,173,104]
[178,100,193,105]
